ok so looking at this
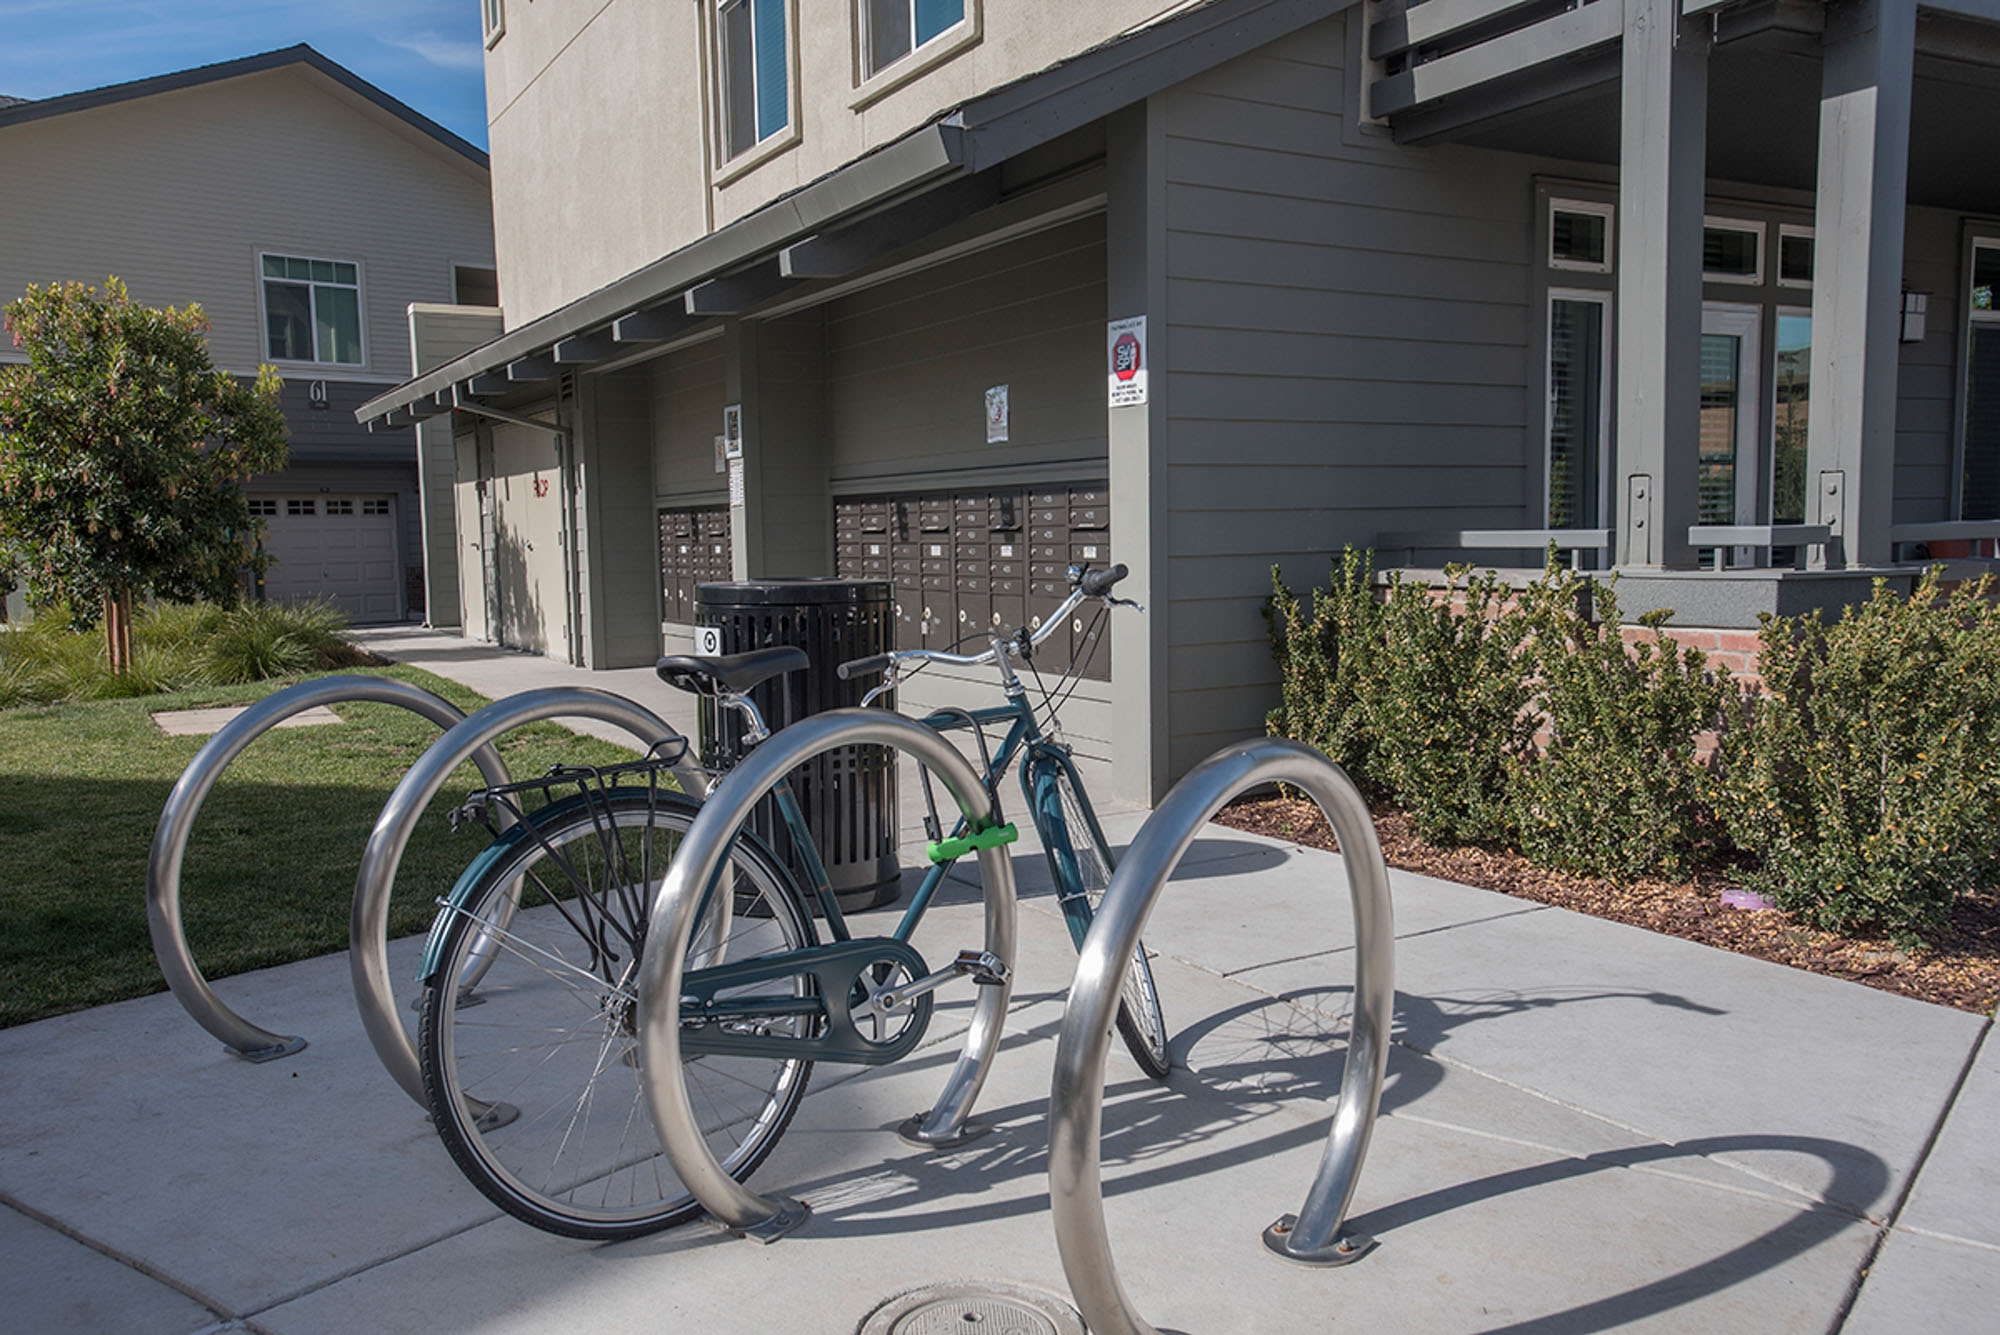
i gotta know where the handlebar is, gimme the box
[835,652,896,682]
[1078,563,1127,599]
[834,563,1137,683]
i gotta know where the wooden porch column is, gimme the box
[1806,0,1914,568]
[1615,0,1710,569]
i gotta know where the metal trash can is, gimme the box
[695,578,900,912]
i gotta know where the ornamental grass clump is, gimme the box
[1508,567,1735,880]
[1718,569,2000,942]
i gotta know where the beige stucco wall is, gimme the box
[484,0,1179,325]
[0,66,493,381]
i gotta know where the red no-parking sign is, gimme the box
[1107,316,1147,407]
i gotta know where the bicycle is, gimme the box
[414,563,1166,1241]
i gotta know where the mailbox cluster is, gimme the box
[657,505,732,624]
[834,482,1111,682]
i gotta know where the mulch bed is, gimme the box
[1214,795,2000,1016]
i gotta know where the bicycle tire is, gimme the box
[1031,757,1173,1079]
[418,789,816,1240]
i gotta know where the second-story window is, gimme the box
[862,0,966,78]
[261,253,362,366]
[719,0,789,160]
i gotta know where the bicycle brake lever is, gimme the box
[1108,595,1146,614]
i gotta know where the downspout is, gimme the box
[449,389,584,666]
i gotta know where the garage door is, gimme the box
[253,495,402,623]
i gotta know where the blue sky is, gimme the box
[0,0,490,149]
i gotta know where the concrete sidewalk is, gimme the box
[2,629,1995,1333]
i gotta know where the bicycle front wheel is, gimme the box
[1033,758,1172,1078]
[419,790,815,1240]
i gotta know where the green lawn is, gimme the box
[0,666,641,1027]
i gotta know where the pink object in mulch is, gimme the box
[1720,888,1775,912]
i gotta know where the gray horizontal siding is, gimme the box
[650,337,728,502]
[825,217,1107,483]
[1157,13,1544,763]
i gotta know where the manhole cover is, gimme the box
[857,1281,1084,1335]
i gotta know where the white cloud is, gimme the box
[383,31,484,71]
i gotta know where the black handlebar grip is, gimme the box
[1079,563,1129,598]
[836,652,895,681]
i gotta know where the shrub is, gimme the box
[1718,569,2000,942]
[1366,566,1533,845]
[1507,568,1734,880]
[1265,548,1383,786]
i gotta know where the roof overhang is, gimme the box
[358,0,1355,429]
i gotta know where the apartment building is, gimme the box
[360,0,2000,800]
[1,46,496,622]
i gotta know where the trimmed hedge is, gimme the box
[1266,553,1999,943]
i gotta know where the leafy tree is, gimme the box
[0,278,287,671]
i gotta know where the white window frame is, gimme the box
[711,0,800,180]
[1776,224,1814,290]
[1702,216,1765,286]
[1544,288,1613,529]
[482,0,505,48]
[258,252,366,368]
[851,0,981,109]
[1548,198,1615,274]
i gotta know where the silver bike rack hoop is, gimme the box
[636,707,1019,1244]
[353,686,706,1107]
[147,675,513,1063]
[1048,737,1395,1335]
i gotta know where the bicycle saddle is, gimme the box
[655,646,808,696]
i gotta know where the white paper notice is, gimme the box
[985,384,1009,443]
[727,457,745,506]
[1108,316,1146,406]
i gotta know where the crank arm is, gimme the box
[865,949,1012,1015]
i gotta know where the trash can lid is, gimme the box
[695,577,892,607]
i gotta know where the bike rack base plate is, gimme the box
[730,1194,810,1244]
[1261,1214,1376,1267]
[897,1113,994,1150]
[228,1036,307,1064]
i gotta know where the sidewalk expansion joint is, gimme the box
[1,1189,240,1326]
[1830,1013,1992,1334]
[1216,902,1551,979]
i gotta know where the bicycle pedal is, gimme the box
[953,949,1010,987]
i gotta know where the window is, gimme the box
[1963,239,2000,520]
[1549,199,1613,273]
[262,254,362,365]
[326,499,355,516]
[1778,226,1814,288]
[1547,292,1608,528]
[287,499,316,516]
[1772,312,1812,524]
[482,0,504,47]
[248,498,277,516]
[1702,219,1763,284]
[862,0,967,77]
[718,0,790,161]
[363,498,391,516]
[454,264,499,307]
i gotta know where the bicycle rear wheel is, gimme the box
[1033,759,1172,1078]
[418,790,815,1240]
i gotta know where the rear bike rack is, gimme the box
[352,686,708,1109]
[634,707,1020,1244]
[1046,737,1396,1335]
[146,675,513,1063]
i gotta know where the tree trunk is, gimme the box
[102,589,133,675]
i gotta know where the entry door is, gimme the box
[1700,304,1762,562]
